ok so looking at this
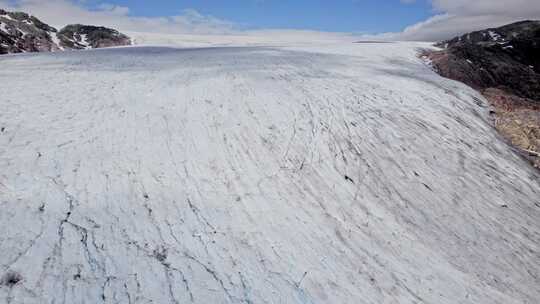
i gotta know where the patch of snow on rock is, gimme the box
[49,32,64,51]
[488,30,502,41]
[78,33,90,49]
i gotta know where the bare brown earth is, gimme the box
[424,50,540,168]
[483,88,540,167]
[422,21,540,168]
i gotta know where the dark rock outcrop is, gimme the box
[424,20,540,167]
[57,24,131,50]
[0,9,59,54]
[428,20,540,101]
[0,8,131,55]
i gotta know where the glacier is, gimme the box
[0,42,539,304]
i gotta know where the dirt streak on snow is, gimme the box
[0,43,539,304]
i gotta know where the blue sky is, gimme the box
[3,0,539,41]
[82,0,433,34]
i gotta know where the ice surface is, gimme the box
[0,43,539,304]
[126,31,359,48]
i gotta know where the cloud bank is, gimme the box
[0,0,359,44]
[0,0,235,34]
[379,0,540,41]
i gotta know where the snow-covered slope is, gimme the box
[126,31,358,48]
[0,43,539,304]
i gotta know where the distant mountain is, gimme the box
[0,8,131,55]
[0,9,60,54]
[57,24,131,50]
[424,20,540,168]
[431,20,540,101]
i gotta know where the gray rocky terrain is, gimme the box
[0,9,59,54]
[0,8,131,55]
[57,24,131,50]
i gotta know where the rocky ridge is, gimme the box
[424,20,540,167]
[0,8,131,55]
[57,24,131,50]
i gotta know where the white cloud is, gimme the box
[372,0,540,41]
[96,3,130,16]
[0,0,235,34]
[431,0,540,17]
[0,0,358,44]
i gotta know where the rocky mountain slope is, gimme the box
[424,20,540,167]
[57,24,131,50]
[0,9,59,54]
[0,9,131,54]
